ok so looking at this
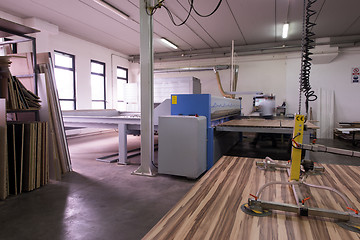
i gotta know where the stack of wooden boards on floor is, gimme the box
[0,54,72,200]
[6,122,49,195]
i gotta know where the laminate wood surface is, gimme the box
[218,118,319,129]
[144,156,360,240]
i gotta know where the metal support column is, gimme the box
[118,123,127,165]
[132,0,157,176]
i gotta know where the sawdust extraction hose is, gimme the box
[214,68,233,99]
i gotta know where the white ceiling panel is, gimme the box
[0,0,359,60]
[188,0,247,47]
[228,0,277,44]
[314,0,360,37]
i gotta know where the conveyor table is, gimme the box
[63,114,142,164]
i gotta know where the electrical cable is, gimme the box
[147,0,223,26]
[190,0,223,18]
[162,3,193,26]
[299,0,318,115]
[152,160,158,169]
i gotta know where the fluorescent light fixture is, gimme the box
[93,0,129,20]
[282,23,289,38]
[160,38,178,49]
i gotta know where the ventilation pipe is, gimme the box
[214,67,233,99]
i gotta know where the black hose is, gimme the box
[299,0,318,115]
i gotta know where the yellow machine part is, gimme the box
[290,114,305,181]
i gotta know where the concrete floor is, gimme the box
[0,131,359,240]
[0,132,196,240]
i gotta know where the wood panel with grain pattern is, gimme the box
[144,156,360,240]
[218,119,319,129]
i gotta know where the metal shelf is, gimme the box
[0,18,39,37]
[0,17,40,95]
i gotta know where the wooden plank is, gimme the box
[38,58,71,177]
[22,123,31,192]
[30,122,37,190]
[8,53,35,92]
[7,124,17,195]
[144,156,360,240]
[14,123,24,194]
[36,122,42,189]
[41,122,49,185]
[0,98,8,200]
[218,118,319,129]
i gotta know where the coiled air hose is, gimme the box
[299,0,318,117]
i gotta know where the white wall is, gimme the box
[0,14,132,110]
[146,49,360,127]
[285,47,360,124]
[152,54,290,115]
[0,10,23,25]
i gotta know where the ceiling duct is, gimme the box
[154,65,230,73]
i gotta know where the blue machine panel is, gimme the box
[171,94,211,128]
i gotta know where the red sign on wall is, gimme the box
[352,67,359,83]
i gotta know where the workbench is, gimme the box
[216,118,318,157]
[143,156,360,240]
[216,118,318,134]
[335,128,360,146]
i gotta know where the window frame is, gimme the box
[54,50,76,110]
[117,66,128,110]
[90,59,106,109]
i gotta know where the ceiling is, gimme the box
[0,0,360,61]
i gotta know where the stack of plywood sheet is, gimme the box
[37,53,72,179]
[7,121,48,194]
[0,52,71,200]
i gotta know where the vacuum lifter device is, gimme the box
[241,0,360,233]
[242,114,360,233]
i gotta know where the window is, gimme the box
[117,67,128,111]
[91,60,106,109]
[54,51,76,110]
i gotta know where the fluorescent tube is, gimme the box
[160,38,178,49]
[93,0,129,20]
[282,23,289,38]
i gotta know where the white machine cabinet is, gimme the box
[154,77,201,103]
[158,115,207,179]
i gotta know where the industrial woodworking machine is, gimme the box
[158,94,241,178]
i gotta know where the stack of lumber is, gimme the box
[0,53,72,200]
[6,122,49,196]
[7,75,41,110]
[0,56,41,110]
